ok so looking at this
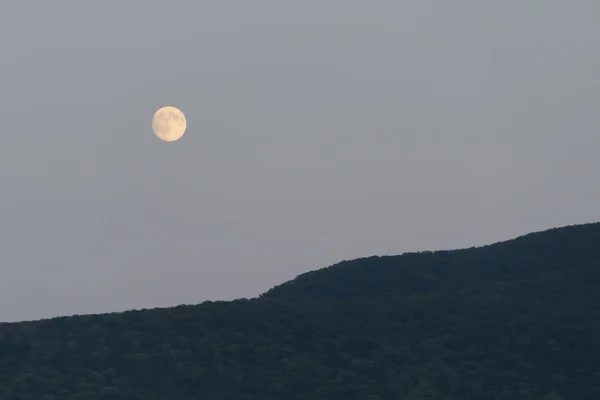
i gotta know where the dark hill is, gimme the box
[262,222,600,301]
[0,222,599,399]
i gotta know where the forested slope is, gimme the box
[0,223,599,399]
[263,222,600,301]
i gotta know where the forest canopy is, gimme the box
[1,222,599,399]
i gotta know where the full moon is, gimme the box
[152,106,187,142]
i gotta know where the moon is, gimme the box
[152,106,187,142]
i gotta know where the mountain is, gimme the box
[263,222,600,301]
[1,222,599,399]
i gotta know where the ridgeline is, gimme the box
[1,222,599,399]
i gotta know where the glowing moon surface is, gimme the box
[152,106,187,142]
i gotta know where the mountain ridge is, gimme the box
[0,221,599,399]
[262,221,600,301]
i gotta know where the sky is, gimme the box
[0,1,599,322]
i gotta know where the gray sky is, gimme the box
[1,1,598,322]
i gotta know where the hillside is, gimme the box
[263,222,600,301]
[0,223,599,399]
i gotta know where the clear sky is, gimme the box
[1,2,598,322]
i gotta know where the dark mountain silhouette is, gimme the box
[263,222,600,301]
[1,222,599,399]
